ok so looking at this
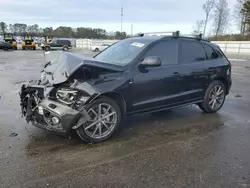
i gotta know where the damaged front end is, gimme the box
[20,83,89,134]
[19,51,123,136]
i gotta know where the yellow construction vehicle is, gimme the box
[22,34,36,50]
[4,33,17,50]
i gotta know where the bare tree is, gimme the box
[202,0,215,37]
[233,0,247,34]
[192,20,205,35]
[213,0,230,36]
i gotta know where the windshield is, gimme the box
[94,39,149,66]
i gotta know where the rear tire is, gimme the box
[14,47,17,50]
[33,47,36,50]
[44,46,50,51]
[76,97,122,143]
[198,80,226,113]
[3,48,8,51]
[94,48,99,52]
[62,46,69,51]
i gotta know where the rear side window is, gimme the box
[66,40,71,45]
[58,40,64,45]
[143,40,178,66]
[58,40,70,45]
[203,43,221,60]
[179,40,206,63]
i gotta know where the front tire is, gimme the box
[76,97,121,143]
[199,80,226,113]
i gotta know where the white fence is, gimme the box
[212,41,250,58]
[76,39,118,50]
[214,41,250,54]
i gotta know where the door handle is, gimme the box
[173,72,180,76]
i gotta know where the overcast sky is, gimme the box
[0,0,237,34]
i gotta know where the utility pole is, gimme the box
[121,5,123,33]
[131,24,133,36]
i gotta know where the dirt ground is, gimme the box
[0,50,249,188]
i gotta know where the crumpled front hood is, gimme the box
[41,51,123,85]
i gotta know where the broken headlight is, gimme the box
[56,89,78,105]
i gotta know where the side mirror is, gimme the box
[140,56,162,67]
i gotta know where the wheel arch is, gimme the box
[212,77,229,95]
[88,92,127,117]
[63,45,69,49]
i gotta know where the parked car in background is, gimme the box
[91,43,110,52]
[20,31,231,143]
[40,39,72,51]
[0,41,13,51]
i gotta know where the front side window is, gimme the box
[51,40,57,44]
[142,40,178,66]
[180,40,207,63]
[94,39,150,66]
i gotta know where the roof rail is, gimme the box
[178,33,203,40]
[139,31,180,37]
[138,31,203,40]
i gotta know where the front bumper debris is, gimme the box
[20,84,89,134]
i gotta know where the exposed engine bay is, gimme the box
[19,51,122,134]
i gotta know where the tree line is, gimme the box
[193,0,250,41]
[0,22,127,39]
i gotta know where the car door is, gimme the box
[177,39,209,102]
[128,39,184,113]
[57,40,66,49]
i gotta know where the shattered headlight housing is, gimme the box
[56,89,78,105]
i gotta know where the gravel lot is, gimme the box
[0,50,250,188]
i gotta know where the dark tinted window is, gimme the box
[203,43,221,60]
[143,40,177,65]
[58,40,70,45]
[180,40,206,63]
